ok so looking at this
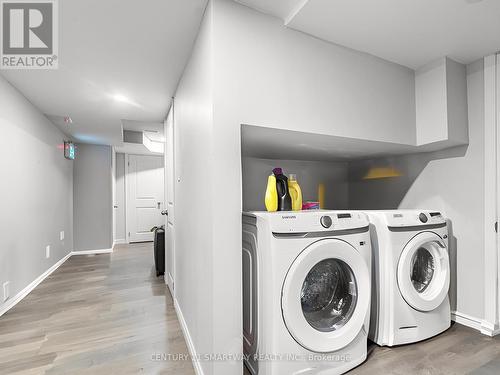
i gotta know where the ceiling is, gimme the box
[3,0,498,147]
[237,0,500,69]
[1,0,208,145]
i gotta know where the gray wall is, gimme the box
[242,157,349,212]
[174,2,482,372]
[73,143,113,251]
[348,59,485,320]
[207,3,418,372]
[0,74,73,309]
[114,153,126,242]
[173,2,215,374]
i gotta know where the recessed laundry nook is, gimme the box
[239,54,494,373]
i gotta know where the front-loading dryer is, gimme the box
[364,210,451,346]
[242,211,371,375]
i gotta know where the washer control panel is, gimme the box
[257,211,369,233]
[419,213,429,223]
[320,215,333,228]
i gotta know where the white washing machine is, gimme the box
[364,210,451,346]
[242,211,371,375]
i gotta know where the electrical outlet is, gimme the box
[46,245,50,259]
[60,231,64,241]
[3,281,10,302]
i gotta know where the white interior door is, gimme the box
[497,53,500,329]
[165,103,176,292]
[495,53,500,328]
[126,154,164,243]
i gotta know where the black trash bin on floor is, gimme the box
[151,226,165,277]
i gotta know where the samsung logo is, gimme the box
[281,215,297,219]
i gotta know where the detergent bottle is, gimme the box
[272,168,292,211]
[264,174,278,212]
[288,174,302,211]
[318,183,325,209]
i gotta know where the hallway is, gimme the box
[0,244,195,374]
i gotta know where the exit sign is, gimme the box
[64,141,75,160]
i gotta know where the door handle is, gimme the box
[157,202,161,209]
[161,210,168,216]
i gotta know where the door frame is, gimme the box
[164,99,176,294]
[125,153,130,243]
[483,53,500,336]
[112,148,116,245]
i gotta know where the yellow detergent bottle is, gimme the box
[318,183,325,209]
[265,174,278,212]
[288,174,303,211]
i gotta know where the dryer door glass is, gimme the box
[411,247,435,293]
[300,258,357,332]
[397,232,450,312]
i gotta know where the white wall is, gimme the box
[415,58,448,145]
[114,153,126,243]
[213,0,417,145]
[209,2,419,373]
[415,57,468,147]
[172,1,423,373]
[73,143,113,251]
[242,157,349,211]
[348,59,485,321]
[0,74,73,310]
[173,1,477,372]
[172,3,215,375]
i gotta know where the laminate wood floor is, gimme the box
[243,323,500,375]
[0,243,195,375]
[351,323,500,375]
[4,244,500,375]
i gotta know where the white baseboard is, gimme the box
[452,310,500,336]
[0,252,72,318]
[71,248,113,256]
[480,320,500,337]
[113,239,127,245]
[452,311,482,331]
[174,298,205,375]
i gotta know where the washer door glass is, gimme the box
[411,247,435,293]
[281,238,370,353]
[301,259,357,332]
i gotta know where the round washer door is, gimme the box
[281,239,370,353]
[397,231,450,312]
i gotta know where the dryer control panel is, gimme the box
[383,210,446,228]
